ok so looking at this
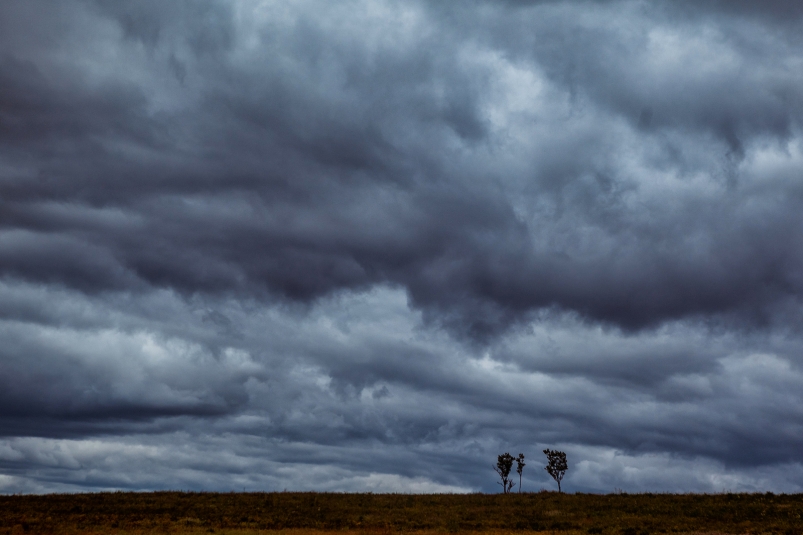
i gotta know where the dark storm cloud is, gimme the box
[481,0,803,21]
[1,0,800,336]
[3,279,802,492]
[2,0,803,493]
[680,0,803,20]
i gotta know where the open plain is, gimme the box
[1,491,802,535]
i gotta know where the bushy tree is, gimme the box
[543,449,568,492]
[494,452,516,494]
[515,453,525,493]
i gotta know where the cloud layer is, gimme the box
[2,0,803,493]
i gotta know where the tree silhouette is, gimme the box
[515,453,525,493]
[543,449,568,492]
[493,452,515,494]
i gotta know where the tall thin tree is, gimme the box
[543,449,568,493]
[515,453,525,493]
[493,453,515,494]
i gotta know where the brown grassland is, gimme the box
[1,491,802,535]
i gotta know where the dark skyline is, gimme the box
[2,0,803,493]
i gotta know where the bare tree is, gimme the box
[493,452,516,494]
[543,449,568,493]
[515,453,525,493]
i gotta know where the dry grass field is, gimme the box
[1,491,802,535]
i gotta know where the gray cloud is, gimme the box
[2,0,803,493]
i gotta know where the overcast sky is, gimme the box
[2,0,803,495]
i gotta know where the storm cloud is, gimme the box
[2,0,803,493]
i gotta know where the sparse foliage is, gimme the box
[493,452,516,494]
[543,449,568,492]
[515,453,525,493]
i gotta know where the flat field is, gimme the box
[1,491,802,535]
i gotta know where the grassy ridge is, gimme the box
[1,491,802,534]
